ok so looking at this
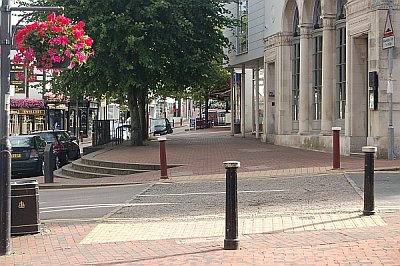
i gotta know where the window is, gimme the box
[292,6,300,122]
[312,0,322,122]
[313,0,322,29]
[337,0,347,20]
[236,0,248,54]
[336,0,346,119]
[312,35,323,121]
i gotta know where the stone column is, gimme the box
[252,68,255,132]
[299,24,312,134]
[262,61,267,142]
[230,68,235,136]
[321,14,336,135]
[241,64,246,138]
[255,61,260,139]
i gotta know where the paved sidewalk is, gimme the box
[2,212,400,265]
[3,127,399,265]
[34,126,399,188]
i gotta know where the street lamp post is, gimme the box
[0,1,63,255]
[387,0,395,160]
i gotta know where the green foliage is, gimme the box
[18,0,234,96]
[17,0,235,144]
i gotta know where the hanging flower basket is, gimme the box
[13,13,94,77]
[38,57,71,70]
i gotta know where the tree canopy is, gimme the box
[17,0,235,145]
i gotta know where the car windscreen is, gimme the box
[10,137,34,148]
[37,133,56,143]
[152,119,166,127]
[56,131,70,141]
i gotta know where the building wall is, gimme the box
[225,0,266,66]
[225,0,399,159]
[260,0,399,158]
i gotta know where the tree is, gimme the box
[190,56,230,127]
[18,0,235,145]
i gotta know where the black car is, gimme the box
[33,130,80,166]
[10,135,47,177]
[151,118,173,136]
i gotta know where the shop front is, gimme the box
[10,99,46,135]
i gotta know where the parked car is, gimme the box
[10,135,47,177]
[115,124,131,140]
[110,123,131,141]
[32,130,80,166]
[151,118,173,136]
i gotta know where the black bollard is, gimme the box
[44,144,55,183]
[362,146,377,216]
[223,161,240,250]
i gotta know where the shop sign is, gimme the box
[10,63,25,93]
[11,109,45,115]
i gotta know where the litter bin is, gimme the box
[233,123,241,134]
[11,180,40,235]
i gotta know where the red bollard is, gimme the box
[332,127,341,169]
[158,137,168,179]
[79,131,84,143]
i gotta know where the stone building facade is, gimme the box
[227,0,399,158]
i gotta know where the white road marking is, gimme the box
[138,190,287,197]
[40,203,175,213]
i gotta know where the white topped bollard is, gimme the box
[362,146,377,216]
[223,161,240,250]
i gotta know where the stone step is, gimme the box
[81,157,163,170]
[71,159,148,175]
[59,164,114,179]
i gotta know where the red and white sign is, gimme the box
[384,10,394,37]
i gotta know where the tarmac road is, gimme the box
[111,174,363,220]
[39,183,151,220]
[346,171,400,212]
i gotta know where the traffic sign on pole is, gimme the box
[383,35,395,49]
[384,9,394,37]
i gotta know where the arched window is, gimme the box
[337,0,347,20]
[313,0,322,29]
[293,6,300,37]
[292,5,300,127]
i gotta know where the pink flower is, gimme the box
[76,51,87,63]
[84,37,93,46]
[17,72,24,80]
[73,43,84,50]
[13,12,94,77]
[52,55,62,63]
[51,26,63,33]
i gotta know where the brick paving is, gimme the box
[2,212,400,265]
[36,126,399,188]
[3,126,400,265]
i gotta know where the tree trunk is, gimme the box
[204,94,209,127]
[128,88,143,146]
[138,89,148,140]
